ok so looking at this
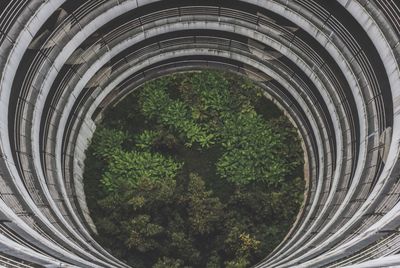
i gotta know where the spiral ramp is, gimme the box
[0,0,400,267]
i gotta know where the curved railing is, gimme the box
[0,0,398,267]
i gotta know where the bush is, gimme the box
[135,130,161,150]
[216,110,288,186]
[91,127,128,160]
[139,80,215,148]
[101,149,182,192]
[84,70,305,268]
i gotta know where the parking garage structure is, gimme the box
[0,0,399,267]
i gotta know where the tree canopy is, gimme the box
[83,70,305,267]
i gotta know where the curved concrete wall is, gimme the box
[0,0,398,267]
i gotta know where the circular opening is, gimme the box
[83,70,305,267]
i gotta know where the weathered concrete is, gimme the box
[0,0,398,267]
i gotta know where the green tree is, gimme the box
[91,127,128,160]
[224,258,250,268]
[217,109,288,186]
[153,257,184,268]
[168,231,201,264]
[139,82,214,148]
[84,70,305,268]
[125,214,164,252]
[101,149,182,192]
[135,129,161,150]
[182,173,224,235]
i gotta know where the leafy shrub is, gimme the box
[139,81,215,148]
[153,257,184,268]
[101,149,182,192]
[84,70,305,268]
[91,127,128,160]
[125,214,164,252]
[216,110,288,186]
[135,130,161,150]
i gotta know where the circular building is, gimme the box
[0,0,399,267]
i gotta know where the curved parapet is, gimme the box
[0,0,398,267]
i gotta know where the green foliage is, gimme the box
[206,253,221,268]
[174,71,296,186]
[224,227,260,261]
[135,130,161,150]
[139,79,171,118]
[153,257,184,268]
[270,116,304,168]
[185,71,231,115]
[91,127,128,160]
[84,70,305,268]
[168,231,201,264]
[125,215,164,252]
[139,81,214,148]
[216,110,289,186]
[224,258,250,268]
[181,173,224,235]
[101,149,182,192]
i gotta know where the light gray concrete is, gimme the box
[0,0,398,267]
